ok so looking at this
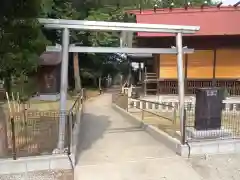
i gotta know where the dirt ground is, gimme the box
[188,153,240,180]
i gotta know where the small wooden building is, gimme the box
[129,5,240,95]
[36,52,61,100]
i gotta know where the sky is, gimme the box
[220,0,238,5]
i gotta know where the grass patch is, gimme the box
[12,78,37,101]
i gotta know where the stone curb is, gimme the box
[111,103,182,155]
[0,154,72,175]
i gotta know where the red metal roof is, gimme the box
[128,6,240,37]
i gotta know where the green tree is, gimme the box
[81,7,126,89]
[0,0,48,93]
[41,0,81,44]
[0,0,49,157]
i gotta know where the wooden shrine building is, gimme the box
[128,4,240,95]
[36,52,61,101]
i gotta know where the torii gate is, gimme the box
[38,18,200,150]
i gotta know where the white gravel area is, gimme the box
[188,153,240,180]
[0,170,72,180]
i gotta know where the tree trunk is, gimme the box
[4,76,12,95]
[73,52,81,92]
[93,77,97,88]
[98,76,102,94]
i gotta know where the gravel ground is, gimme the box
[188,153,240,180]
[0,170,73,180]
[2,154,240,180]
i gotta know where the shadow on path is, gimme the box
[75,113,111,163]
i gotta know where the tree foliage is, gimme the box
[76,3,136,87]
[0,0,49,92]
[40,0,81,44]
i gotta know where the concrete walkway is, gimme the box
[75,93,202,180]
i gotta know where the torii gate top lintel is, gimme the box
[39,18,199,150]
[38,18,200,34]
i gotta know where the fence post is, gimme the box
[23,106,28,144]
[173,109,177,125]
[126,97,129,112]
[80,88,84,111]
[141,102,144,121]
[181,109,186,145]
[82,88,86,101]
[10,117,17,160]
[66,114,71,155]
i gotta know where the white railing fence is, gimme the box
[123,87,240,114]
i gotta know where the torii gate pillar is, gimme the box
[58,28,70,150]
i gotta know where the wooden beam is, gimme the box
[156,54,160,79]
[212,49,217,86]
[184,54,188,94]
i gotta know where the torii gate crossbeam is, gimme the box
[39,18,200,151]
